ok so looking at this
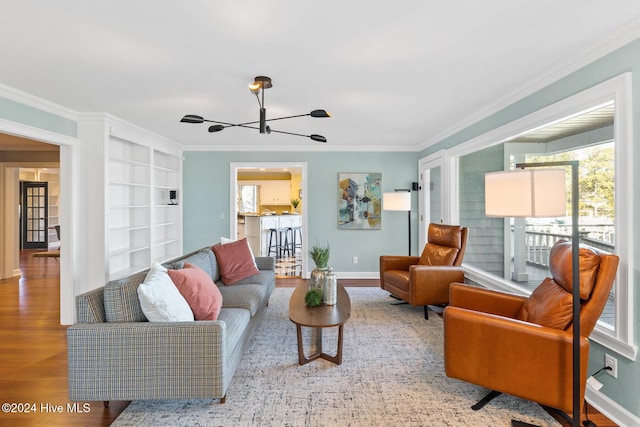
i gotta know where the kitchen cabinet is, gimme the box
[260,180,291,205]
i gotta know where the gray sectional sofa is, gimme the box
[67,245,275,404]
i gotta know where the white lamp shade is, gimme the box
[485,168,566,218]
[383,191,411,211]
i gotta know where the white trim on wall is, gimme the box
[418,150,446,250]
[586,387,640,427]
[0,83,78,121]
[0,124,76,325]
[230,161,309,277]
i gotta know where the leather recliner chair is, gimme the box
[443,240,619,415]
[380,223,469,319]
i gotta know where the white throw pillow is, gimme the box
[137,261,194,322]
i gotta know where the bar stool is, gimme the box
[289,226,302,256]
[268,227,291,259]
[280,227,293,258]
[267,228,280,257]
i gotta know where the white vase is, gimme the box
[323,266,337,305]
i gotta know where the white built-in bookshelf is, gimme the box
[107,136,181,280]
[152,149,181,263]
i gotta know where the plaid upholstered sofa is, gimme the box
[67,245,275,404]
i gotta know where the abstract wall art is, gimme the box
[338,172,382,230]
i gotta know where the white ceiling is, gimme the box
[1,1,640,151]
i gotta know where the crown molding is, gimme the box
[182,143,418,152]
[0,117,77,146]
[418,16,640,151]
[0,83,78,122]
[77,112,182,152]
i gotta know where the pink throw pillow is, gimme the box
[212,238,260,285]
[168,263,223,320]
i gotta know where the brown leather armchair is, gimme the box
[443,241,619,415]
[380,223,468,319]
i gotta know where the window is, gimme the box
[446,74,635,359]
[237,185,259,213]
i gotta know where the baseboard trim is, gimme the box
[586,388,640,427]
[335,271,379,279]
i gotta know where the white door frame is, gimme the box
[0,120,77,324]
[418,150,447,251]
[229,161,308,277]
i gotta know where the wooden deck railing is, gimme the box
[522,225,614,268]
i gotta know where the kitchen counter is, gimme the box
[244,214,302,256]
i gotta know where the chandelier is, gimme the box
[180,76,331,142]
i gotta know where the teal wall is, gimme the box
[0,96,77,137]
[182,150,418,273]
[420,39,640,417]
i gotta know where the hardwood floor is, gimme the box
[0,252,616,426]
[0,251,128,427]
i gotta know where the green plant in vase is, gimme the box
[291,198,300,213]
[310,242,330,269]
[309,242,330,291]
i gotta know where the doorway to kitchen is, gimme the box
[230,162,308,279]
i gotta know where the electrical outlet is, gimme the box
[352,256,358,264]
[605,354,618,378]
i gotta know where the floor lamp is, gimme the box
[485,160,581,427]
[383,190,412,255]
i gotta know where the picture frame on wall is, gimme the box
[338,172,382,230]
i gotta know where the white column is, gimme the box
[511,218,529,282]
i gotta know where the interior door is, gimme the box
[21,181,48,249]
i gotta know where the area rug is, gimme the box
[112,287,560,427]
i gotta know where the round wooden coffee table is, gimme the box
[289,283,351,365]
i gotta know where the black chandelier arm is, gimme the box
[203,112,326,129]
[203,118,261,127]
[264,113,311,122]
[263,109,331,122]
[208,123,262,132]
[208,123,326,142]
[252,92,262,108]
[266,128,327,142]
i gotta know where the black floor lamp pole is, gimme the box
[407,210,411,256]
[570,161,580,427]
